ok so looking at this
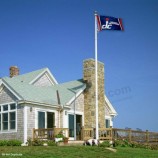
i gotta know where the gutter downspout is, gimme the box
[56,90,62,128]
[23,105,28,144]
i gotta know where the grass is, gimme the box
[0,146,158,158]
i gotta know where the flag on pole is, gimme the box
[97,15,124,31]
[94,12,124,140]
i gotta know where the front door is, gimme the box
[47,112,55,128]
[76,115,82,140]
[68,114,74,138]
[38,111,45,128]
[68,114,82,140]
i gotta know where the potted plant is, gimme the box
[55,131,64,143]
[63,137,69,144]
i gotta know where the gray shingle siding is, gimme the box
[33,73,52,87]
[27,105,35,139]
[70,93,84,112]
[0,86,18,104]
[0,105,24,142]
[0,87,24,142]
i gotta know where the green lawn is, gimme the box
[0,146,158,158]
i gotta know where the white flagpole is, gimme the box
[94,11,99,140]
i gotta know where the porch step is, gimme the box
[58,140,84,146]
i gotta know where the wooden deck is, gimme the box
[32,127,158,144]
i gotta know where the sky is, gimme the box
[0,0,158,132]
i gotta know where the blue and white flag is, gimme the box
[97,15,124,31]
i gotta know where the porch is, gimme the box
[33,127,158,144]
[32,127,112,141]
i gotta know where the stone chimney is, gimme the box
[83,59,105,128]
[10,66,19,78]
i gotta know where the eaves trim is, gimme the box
[1,79,23,100]
[65,85,86,105]
[18,100,58,108]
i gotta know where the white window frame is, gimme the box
[105,116,113,128]
[35,108,56,129]
[0,102,17,133]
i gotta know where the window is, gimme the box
[37,111,55,129]
[38,112,45,128]
[10,104,16,110]
[3,105,8,111]
[0,103,17,132]
[105,119,110,128]
[3,113,8,130]
[10,112,16,129]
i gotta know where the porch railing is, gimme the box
[33,128,69,140]
[82,127,158,143]
[32,127,158,144]
[112,128,158,143]
[81,127,112,140]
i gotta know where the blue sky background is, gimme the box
[0,0,158,131]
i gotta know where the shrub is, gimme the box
[31,139,43,146]
[55,130,65,138]
[0,140,9,146]
[114,139,158,150]
[0,140,22,146]
[99,140,110,147]
[114,140,124,147]
[130,141,139,148]
[27,137,32,146]
[113,139,130,147]
[113,140,120,147]
[47,140,57,146]
[150,144,158,150]
[8,140,22,146]
[27,138,57,146]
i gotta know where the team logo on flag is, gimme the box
[97,15,124,31]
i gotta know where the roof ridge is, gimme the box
[59,78,84,85]
[2,67,48,84]
[16,67,47,77]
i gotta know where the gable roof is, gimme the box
[3,68,57,85]
[1,68,86,106]
[1,67,116,116]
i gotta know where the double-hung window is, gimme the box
[0,103,17,132]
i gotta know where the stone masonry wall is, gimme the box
[83,59,105,128]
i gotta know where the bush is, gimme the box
[8,140,22,146]
[27,138,57,146]
[0,140,22,146]
[31,139,44,146]
[113,139,132,147]
[55,130,65,138]
[113,140,124,147]
[113,139,158,150]
[0,140,9,146]
[150,144,158,150]
[47,140,57,146]
[99,140,110,147]
[27,137,32,146]
[129,141,139,148]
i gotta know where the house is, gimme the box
[0,58,117,143]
